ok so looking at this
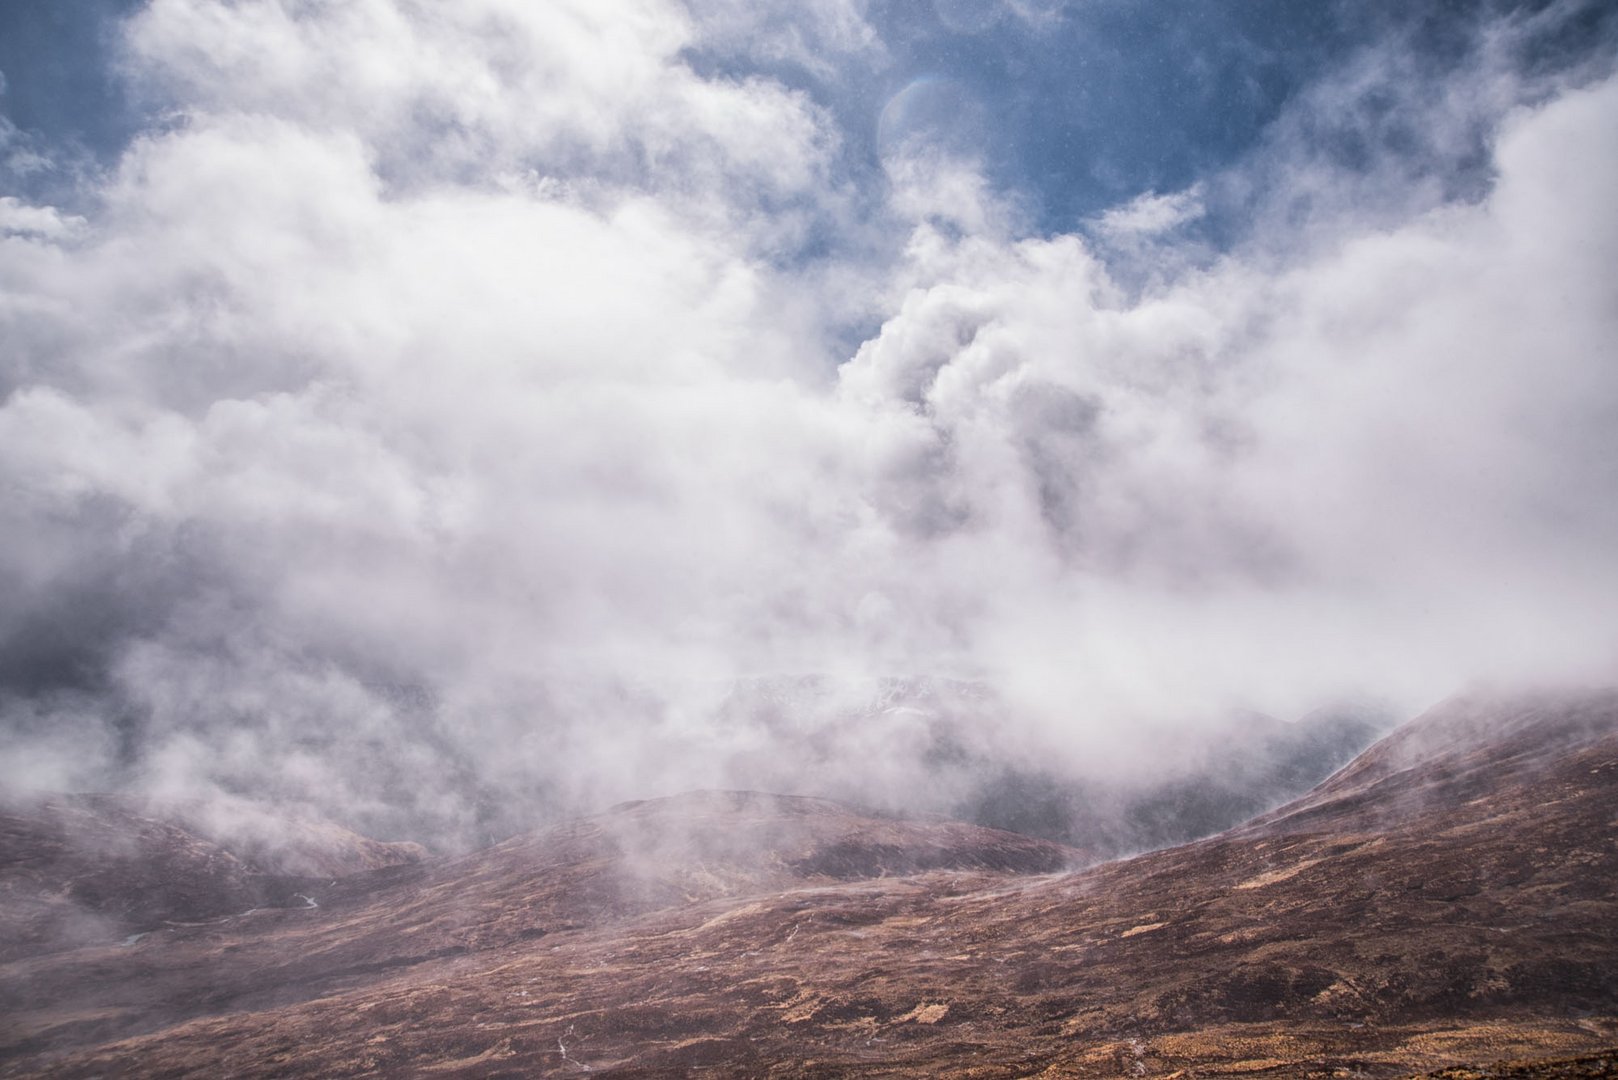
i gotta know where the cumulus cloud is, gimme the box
[0,0,1614,846]
[858,58,1618,718]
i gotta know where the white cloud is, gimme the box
[1093,186,1204,241]
[124,0,837,216]
[684,0,884,78]
[0,0,1614,843]
[840,71,1618,734]
[0,197,86,239]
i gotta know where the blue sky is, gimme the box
[0,1,142,190]
[7,1,1611,232]
[752,0,1352,225]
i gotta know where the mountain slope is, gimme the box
[0,790,1077,1068]
[2,689,1615,1077]
[0,794,424,962]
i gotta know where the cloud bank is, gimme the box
[1,0,1614,845]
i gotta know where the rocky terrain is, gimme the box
[1,688,1615,1077]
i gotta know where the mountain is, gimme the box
[0,790,1077,1071]
[0,793,423,961]
[1,688,1614,1077]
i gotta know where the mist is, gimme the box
[2,0,1615,849]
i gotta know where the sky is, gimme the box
[1,0,1616,846]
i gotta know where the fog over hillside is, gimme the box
[1,0,1615,849]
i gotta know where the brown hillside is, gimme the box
[2,689,1615,1077]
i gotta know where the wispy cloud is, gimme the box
[1092,187,1205,241]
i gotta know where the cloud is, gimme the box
[0,0,1614,846]
[846,64,1618,721]
[0,197,87,239]
[684,0,884,79]
[125,0,837,206]
[1092,187,1205,241]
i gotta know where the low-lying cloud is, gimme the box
[1,0,1614,848]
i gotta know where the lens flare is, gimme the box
[876,76,989,164]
